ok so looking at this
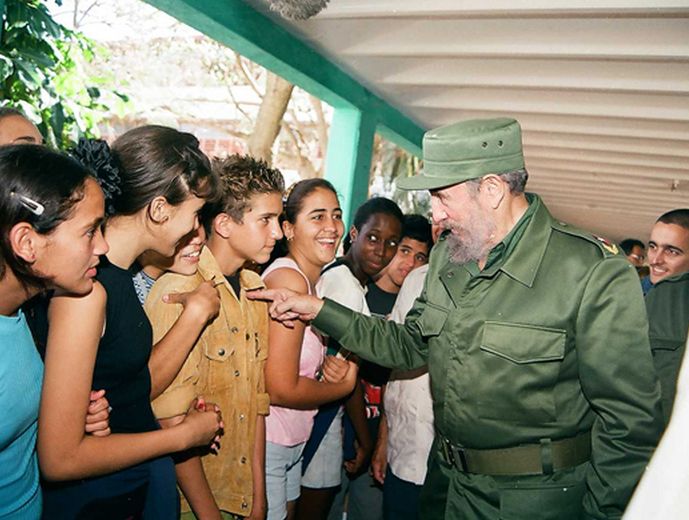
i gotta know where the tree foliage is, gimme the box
[0,0,121,147]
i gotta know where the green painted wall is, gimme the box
[143,0,424,221]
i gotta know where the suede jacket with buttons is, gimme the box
[312,194,663,519]
[146,246,270,516]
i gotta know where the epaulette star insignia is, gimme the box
[594,235,619,255]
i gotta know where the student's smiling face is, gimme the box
[284,187,344,269]
[648,221,689,283]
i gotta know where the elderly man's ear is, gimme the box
[480,175,507,209]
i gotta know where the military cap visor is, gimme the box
[397,118,525,191]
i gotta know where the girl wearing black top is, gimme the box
[38,126,223,519]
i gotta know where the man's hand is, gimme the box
[85,389,111,437]
[246,288,324,327]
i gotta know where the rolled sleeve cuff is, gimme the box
[257,392,270,415]
[152,385,196,420]
[312,298,355,341]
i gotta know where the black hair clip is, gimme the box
[69,137,122,216]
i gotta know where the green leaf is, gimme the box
[0,0,112,145]
[49,102,66,141]
[16,47,57,69]
[0,54,14,82]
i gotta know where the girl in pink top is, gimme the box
[262,179,358,520]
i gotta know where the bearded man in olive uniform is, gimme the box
[251,118,662,519]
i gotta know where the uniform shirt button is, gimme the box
[231,327,239,333]
[241,501,248,509]
[447,271,454,278]
[217,348,225,356]
[240,456,247,464]
[234,369,241,377]
[239,414,245,421]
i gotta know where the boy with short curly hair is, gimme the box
[146,154,285,519]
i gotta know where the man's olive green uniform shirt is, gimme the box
[313,195,662,519]
[645,270,689,424]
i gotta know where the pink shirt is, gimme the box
[262,257,325,446]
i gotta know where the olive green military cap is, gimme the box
[397,117,525,191]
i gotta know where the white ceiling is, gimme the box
[247,0,689,242]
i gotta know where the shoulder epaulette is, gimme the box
[551,220,620,258]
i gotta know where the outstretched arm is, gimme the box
[38,284,222,481]
[248,288,429,370]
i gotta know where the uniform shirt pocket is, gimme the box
[477,321,566,423]
[417,304,449,337]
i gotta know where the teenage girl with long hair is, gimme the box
[297,196,403,520]
[37,126,223,519]
[0,145,108,519]
[262,179,359,520]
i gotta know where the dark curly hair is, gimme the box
[203,154,284,231]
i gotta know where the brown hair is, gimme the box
[203,154,284,230]
[109,125,217,216]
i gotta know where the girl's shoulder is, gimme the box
[263,259,309,294]
[49,280,107,323]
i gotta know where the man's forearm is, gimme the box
[313,299,427,370]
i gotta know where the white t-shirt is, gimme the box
[383,264,435,485]
[317,263,370,318]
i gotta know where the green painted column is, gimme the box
[143,0,425,223]
[325,107,376,227]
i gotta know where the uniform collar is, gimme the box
[496,193,552,288]
[197,247,265,293]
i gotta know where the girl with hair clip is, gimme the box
[296,197,403,520]
[37,126,223,520]
[0,145,108,519]
[262,179,359,520]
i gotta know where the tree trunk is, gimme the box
[248,72,294,164]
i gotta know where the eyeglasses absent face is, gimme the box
[648,222,689,283]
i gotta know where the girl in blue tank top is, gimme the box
[0,145,109,519]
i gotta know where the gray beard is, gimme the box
[444,219,495,265]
